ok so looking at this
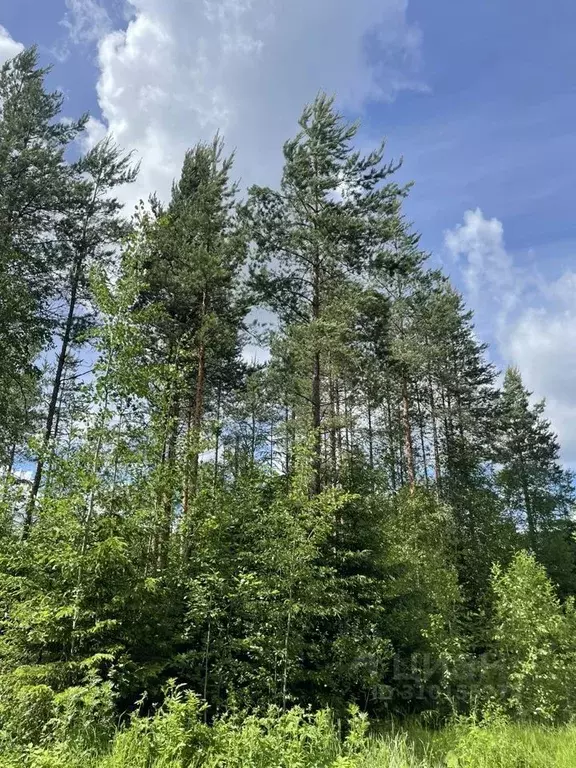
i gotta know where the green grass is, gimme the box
[2,697,576,768]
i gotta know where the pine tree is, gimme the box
[25,137,138,528]
[128,138,247,558]
[245,93,406,494]
[0,47,86,463]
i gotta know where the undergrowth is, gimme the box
[1,686,575,767]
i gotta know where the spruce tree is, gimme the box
[496,367,575,588]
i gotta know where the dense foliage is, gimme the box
[1,47,576,763]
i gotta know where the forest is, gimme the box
[2,46,576,767]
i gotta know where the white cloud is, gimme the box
[505,272,576,463]
[444,208,520,333]
[63,0,112,44]
[80,115,109,152]
[84,0,424,209]
[446,209,576,463]
[0,25,24,66]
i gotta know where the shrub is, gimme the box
[487,552,576,722]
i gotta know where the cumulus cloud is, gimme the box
[444,208,520,334]
[446,209,576,463]
[505,272,576,463]
[81,0,424,209]
[0,25,24,65]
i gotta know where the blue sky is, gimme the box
[2,0,576,458]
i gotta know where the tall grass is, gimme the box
[1,691,576,767]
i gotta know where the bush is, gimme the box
[487,552,576,722]
[106,685,368,768]
[0,675,115,752]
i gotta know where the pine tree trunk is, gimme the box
[415,382,429,487]
[401,374,416,491]
[284,403,290,476]
[233,434,240,482]
[366,397,374,493]
[213,384,222,489]
[25,257,82,533]
[335,381,343,467]
[329,371,338,484]
[250,409,256,467]
[428,372,442,493]
[385,384,397,491]
[311,247,322,495]
[367,397,374,475]
[45,376,68,497]
[184,290,207,521]
[312,348,322,495]
[344,385,351,476]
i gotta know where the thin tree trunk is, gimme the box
[348,390,356,480]
[153,379,172,571]
[160,394,179,570]
[329,372,338,484]
[282,587,292,711]
[269,421,274,470]
[233,434,240,483]
[45,375,68,497]
[415,382,429,488]
[203,616,212,718]
[335,381,343,468]
[284,404,291,476]
[401,374,416,491]
[25,258,82,533]
[250,410,257,467]
[344,385,351,468]
[311,249,322,495]
[367,397,374,476]
[519,457,537,552]
[184,290,207,521]
[428,373,442,493]
[312,349,322,495]
[213,384,222,489]
[385,384,397,491]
